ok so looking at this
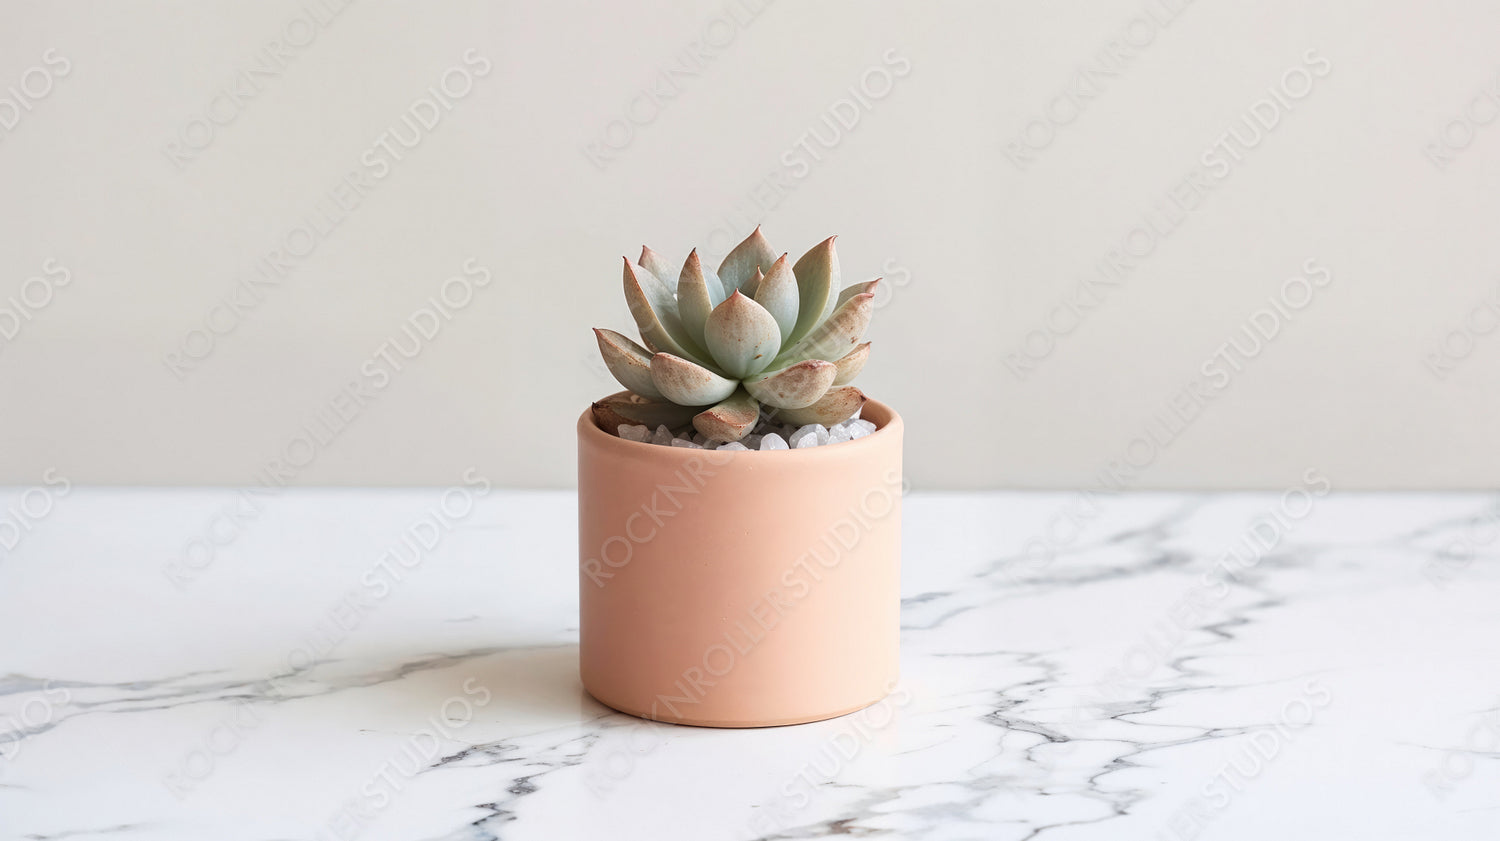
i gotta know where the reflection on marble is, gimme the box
[0,487,1497,840]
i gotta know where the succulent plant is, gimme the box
[592,228,878,442]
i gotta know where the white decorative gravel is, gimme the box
[617,409,877,451]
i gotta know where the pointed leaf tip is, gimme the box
[778,290,872,365]
[753,253,800,344]
[676,250,717,347]
[789,236,841,344]
[835,278,881,308]
[831,341,871,385]
[595,328,663,399]
[718,228,778,294]
[639,246,677,286]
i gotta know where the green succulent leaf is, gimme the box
[594,328,663,399]
[639,246,678,287]
[788,236,840,344]
[630,254,677,314]
[753,254,800,343]
[777,289,874,365]
[623,258,706,362]
[743,358,838,410]
[676,250,716,348]
[705,290,782,377]
[692,388,760,442]
[831,341,871,386]
[836,279,880,308]
[684,248,727,306]
[777,386,867,427]
[740,267,764,300]
[592,390,699,431]
[717,226,777,293]
[650,352,739,406]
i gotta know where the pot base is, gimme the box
[584,685,893,728]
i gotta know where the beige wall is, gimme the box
[1,0,1497,489]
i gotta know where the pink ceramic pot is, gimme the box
[578,400,903,727]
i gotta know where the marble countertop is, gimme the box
[2,486,1498,840]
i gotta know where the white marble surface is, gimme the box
[2,485,1498,840]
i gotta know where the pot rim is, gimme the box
[579,397,902,460]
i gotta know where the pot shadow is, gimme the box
[464,642,612,727]
[288,640,617,736]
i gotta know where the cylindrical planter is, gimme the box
[578,400,903,727]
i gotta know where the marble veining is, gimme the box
[0,488,1497,840]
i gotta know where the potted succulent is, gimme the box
[578,228,903,727]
